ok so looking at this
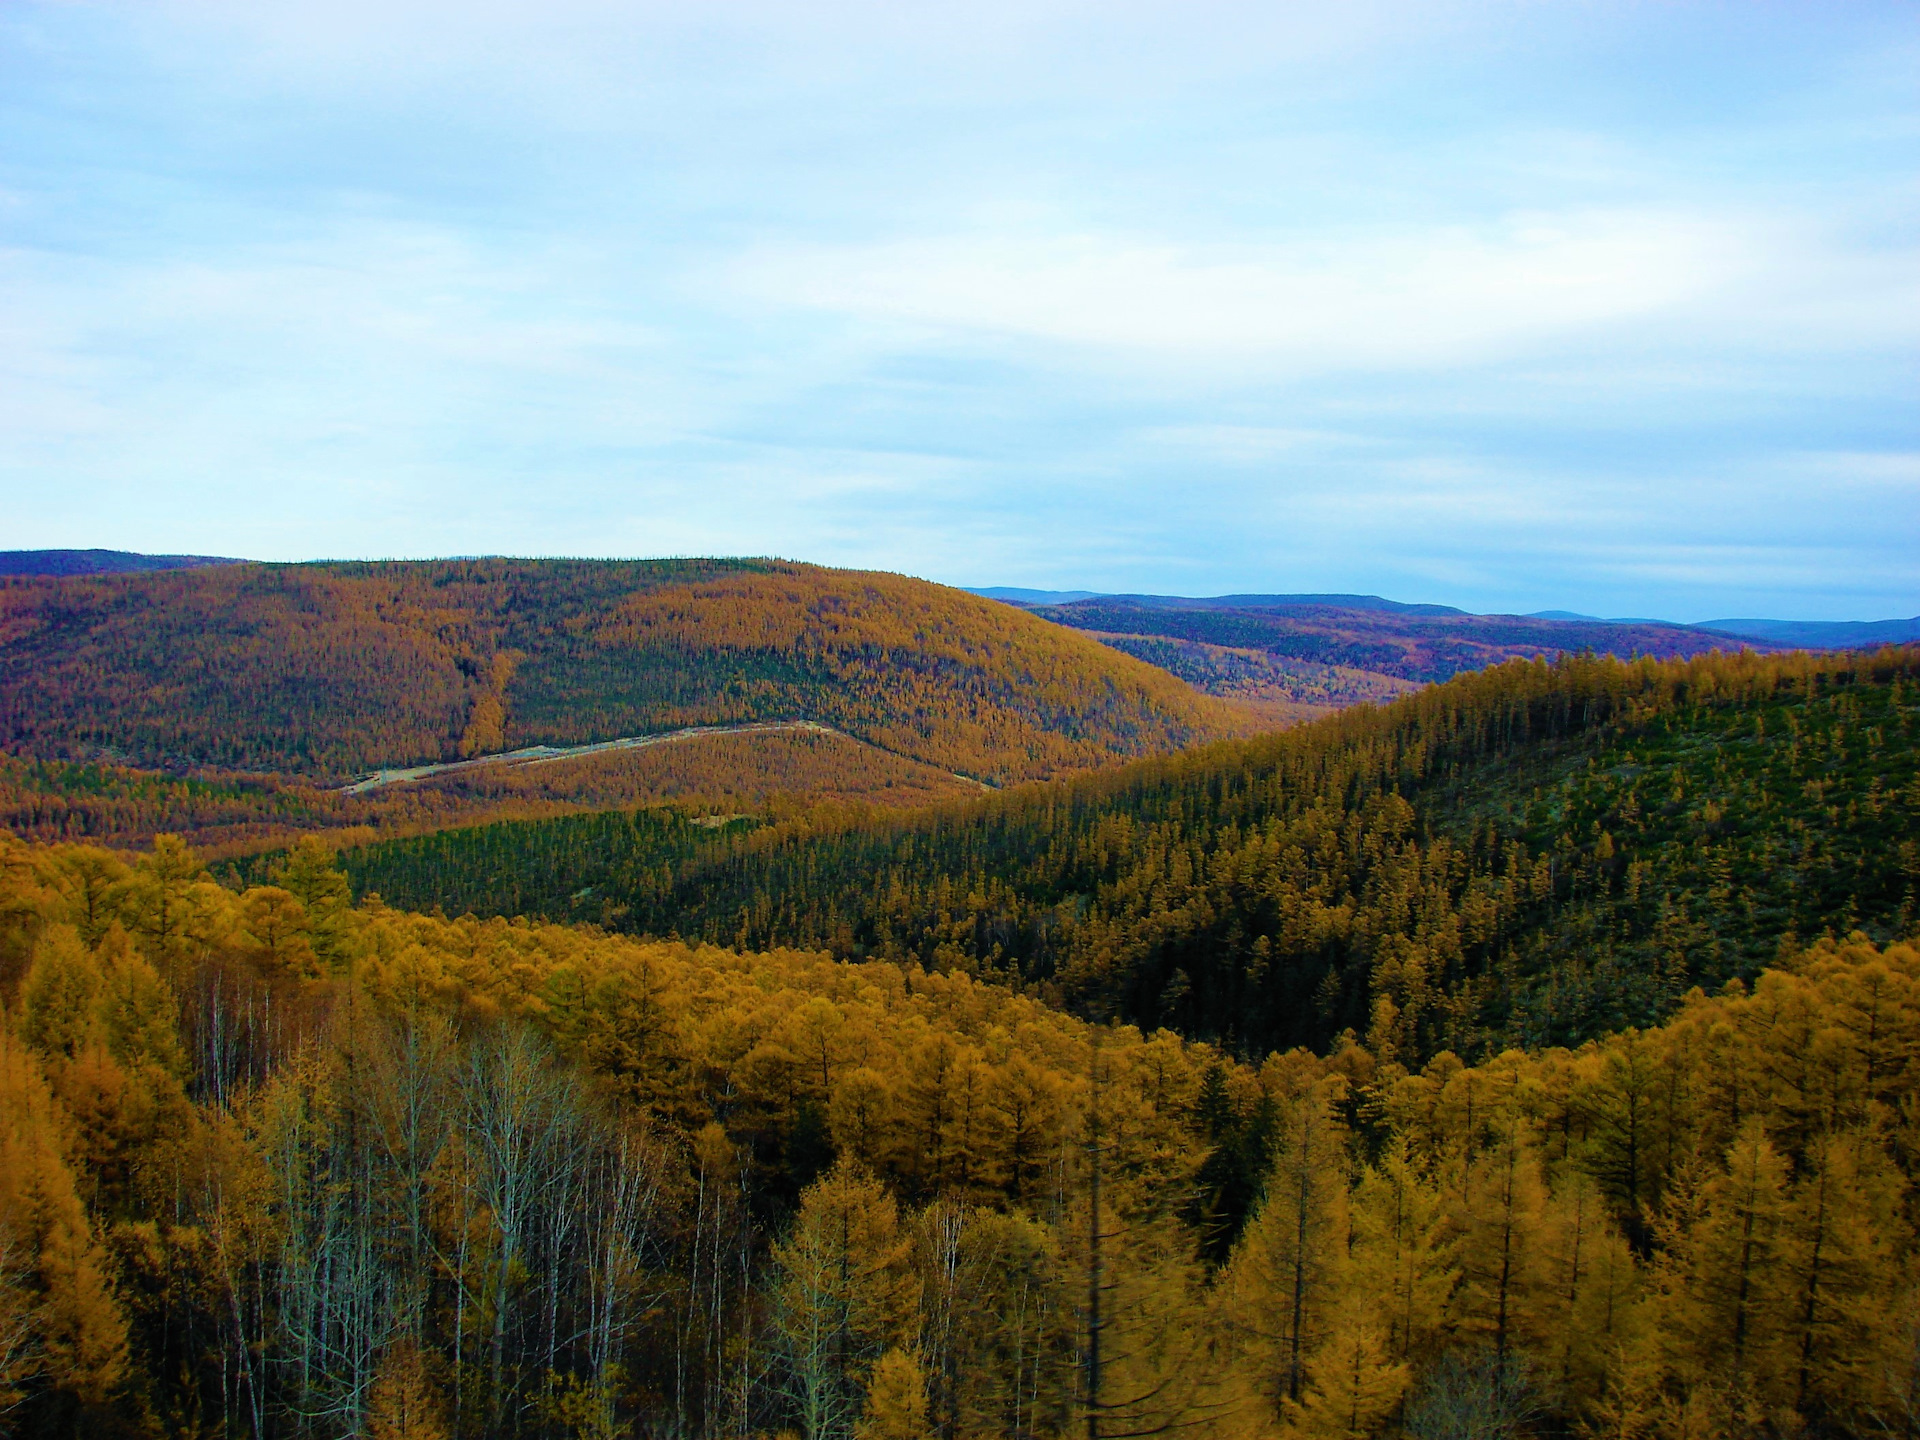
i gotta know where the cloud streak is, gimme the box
[729,208,1848,370]
[0,0,1914,619]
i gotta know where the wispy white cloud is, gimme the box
[0,0,1913,618]
[1133,426,1376,461]
[725,208,1801,370]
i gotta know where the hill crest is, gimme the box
[0,557,1241,787]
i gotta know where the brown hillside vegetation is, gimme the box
[510,646,1920,1061]
[0,728,980,859]
[398,726,984,815]
[1030,596,1774,711]
[0,833,1915,1438]
[0,559,1239,784]
[1085,631,1423,725]
[1033,596,1768,682]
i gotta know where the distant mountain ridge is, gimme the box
[970,586,1467,616]
[980,585,1915,645]
[996,594,1761,712]
[966,586,1104,605]
[1698,616,1920,646]
[1082,591,1469,617]
[1527,607,1920,646]
[966,585,1920,715]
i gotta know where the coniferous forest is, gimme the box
[0,561,1235,784]
[0,564,1914,1440]
[334,647,1920,1060]
[2,832,1917,1439]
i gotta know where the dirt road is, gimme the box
[338,720,845,795]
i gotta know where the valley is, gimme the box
[320,644,1920,1059]
[1014,591,1782,712]
[0,554,1914,1440]
[0,559,1244,856]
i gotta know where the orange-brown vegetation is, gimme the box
[406,726,984,815]
[0,831,1913,1437]
[1033,596,1774,698]
[1085,632,1422,726]
[0,559,1238,784]
[0,727,980,859]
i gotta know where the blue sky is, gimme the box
[2,1,1915,620]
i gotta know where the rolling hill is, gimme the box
[1019,593,1768,704]
[333,645,1920,1062]
[0,592,1915,1439]
[0,558,1241,791]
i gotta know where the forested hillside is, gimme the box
[0,832,1915,1438]
[1023,595,1768,710]
[0,728,980,859]
[0,560,1237,784]
[1084,632,1421,725]
[341,647,1920,1061]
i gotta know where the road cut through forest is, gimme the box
[337,719,849,794]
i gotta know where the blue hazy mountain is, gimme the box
[1700,616,1920,647]
[977,588,1911,652]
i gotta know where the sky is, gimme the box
[2,1,1915,621]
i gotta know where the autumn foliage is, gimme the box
[1031,596,1771,687]
[0,565,1915,1440]
[0,727,981,859]
[346,645,1920,1060]
[0,831,1915,1438]
[0,560,1237,784]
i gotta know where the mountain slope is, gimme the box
[341,646,1920,1061]
[4,825,1916,1436]
[0,558,1240,784]
[1,726,984,859]
[1026,594,1763,685]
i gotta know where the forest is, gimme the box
[0,561,1236,785]
[1078,634,1420,726]
[331,646,1920,1062]
[0,729,980,861]
[1027,597,1769,693]
[1,565,1915,1439]
[0,830,1914,1439]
